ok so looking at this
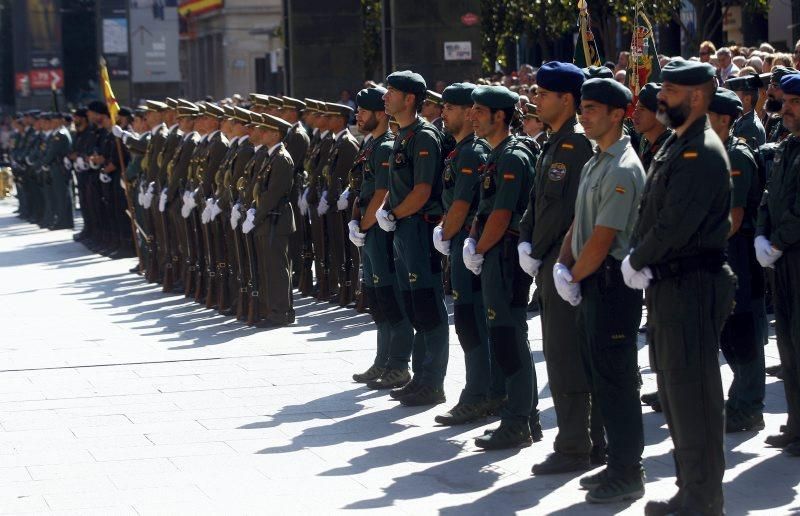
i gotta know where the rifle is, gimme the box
[337,177,354,307]
[298,207,314,296]
[193,184,207,301]
[201,191,217,309]
[158,180,175,292]
[315,186,331,302]
[215,212,229,313]
[229,185,248,321]
[244,210,259,325]
[180,180,196,296]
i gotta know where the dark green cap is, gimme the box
[581,78,632,109]
[356,87,387,111]
[582,66,614,80]
[386,70,427,95]
[442,82,477,106]
[661,58,716,86]
[471,85,519,109]
[709,87,742,117]
[638,83,661,112]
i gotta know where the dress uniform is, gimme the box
[518,62,605,474]
[431,82,504,425]
[756,73,800,456]
[626,60,736,516]
[556,78,645,502]
[307,104,335,300]
[281,96,311,285]
[725,75,766,150]
[376,70,449,407]
[349,87,414,389]
[460,85,538,449]
[708,88,768,433]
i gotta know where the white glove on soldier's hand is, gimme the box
[230,203,242,229]
[158,190,167,212]
[75,156,86,171]
[517,241,542,278]
[462,237,484,275]
[375,208,396,232]
[317,195,329,216]
[553,263,581,306]
[242,208,256,234]
[209,200,222,220]
[181,190,196,218]
[621,255,653,290]
[348,219,366,247]
[337,187,350,211]
[99,172,112,184]
[432,225,450,256]
[298,187,309,216]
[112,125,123,138]
[755,235,782,268]
[62,157,72,170]
[142,182,155,208]
[201,201,212,224]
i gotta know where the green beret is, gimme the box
[356,87,387,111]
[638,83,661,112]
[424,90,443,106]
[386,70,427,95]
[583,66,614,80]
[709,87,742,117]
[442,82,477,106]
[324,102,354,117]
[471,85,519,110]
[581,78,632,109]
[771,65,799,86]
[660,58,716,86]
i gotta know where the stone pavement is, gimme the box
[0,198,797,515]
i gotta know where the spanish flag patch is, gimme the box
[381,161,389,166]
[503,173,515,180]
[461,167,473,175]
[731,170,742,177]
[561,143,574,150]
[682,151,698,159]
[418,150,429,157]
[615,185,626,194]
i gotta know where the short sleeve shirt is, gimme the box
[476,135,535,233]
[442,134,489,219]
[359,131,394,205]
[727,138,760,231]
[388,117,443,215]
[571,135,646,261]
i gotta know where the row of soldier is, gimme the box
[7,57,800,515]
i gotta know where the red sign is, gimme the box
[28,68,64,90]
[461,12,479,26]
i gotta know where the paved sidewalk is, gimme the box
[0,199,797,515]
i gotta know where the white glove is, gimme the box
[201,199,214,224]
[348,219,366,247]
[62,157,72,170]
[553,263,582,306]
[209,199,222,220]
[462,237,484,275]
[432,225,450,256]
[337,187,350,211]
[181,190,197,218]
[375,208,396,232]
[230,203,242,229]
[621,254,653,290]
[142,182,155,209]
[517,242,542,278]
[99,172,112,184]
[137,187,145,206]
[112,125,123,138]
[317,193,329,216]
[119,178,126,190]
[755,235,782,268]
[298,188,309,216]
[158,190,167,212]
[75,156,86,171]
[89,160,101,170]
[242,208,256,234]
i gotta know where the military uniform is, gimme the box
[35,121,73,229]
[308,120,335,300]
[281,98,311,285]
[732,109,766,150]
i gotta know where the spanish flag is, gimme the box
[573,0,602,68]
[99,57,120,124]
[626,2,662,111]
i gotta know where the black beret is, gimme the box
[117,106,133,118]
[709,87,742,117]
[638,83,661,112]
[442,82,477,106]
[536,61,584,96]
[583,66,614,80]
[471,85,519,110]
[781,74,800,96]
[386,70,427,95]
[661,58,716,86]
[73,107,88,118]
[581,78,632,109]
[356,87,387,111]
[772,66,800,86]
[87,101,109,116]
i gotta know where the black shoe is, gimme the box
[585,471,645,504]
[590,444,607,466]
[367,368,411,390]
[766,364,782,377]
[398,384,446,407]
[352,364,385,383]
[129,265,141,274]
[474,421,532,450]
[526,297,540,313]
[530,415,543,442]
[638,323,648,334]
[484,396,507,416]
[389,378,420,400]
[435,402,486,426]
[641,391,659,406]
[785,440,800,456]
[73,232,88,242]
[765,432,799,448]
[725,411,765,433]
[532,452,591,475]
[644,496,681,516]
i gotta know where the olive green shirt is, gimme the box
[571,135,645,261]
[387,117,443,216]
[358,131,394,205]
[732,109,765,150]
[726,136,760,232]
[442,133,489,220]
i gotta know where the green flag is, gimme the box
[574,0,602,68]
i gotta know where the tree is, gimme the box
[362,0,382,81]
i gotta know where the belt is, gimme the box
[422,214,442,225]
[650,250,726,282]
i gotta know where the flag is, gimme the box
[626,3,661,110]
[574,0,602,68]
[99,57,120,124]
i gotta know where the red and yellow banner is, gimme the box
[99,57,120,124]
[179,0,223,17]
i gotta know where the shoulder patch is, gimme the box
[381,161,389,167]
[461,167,473,175]
[561,143,574,150]
[418,150,430,157]
[682,150,698,159]
[731,169,742,177]
[548,163,567,181]
[502,172,515,180]
[615,185,626,194]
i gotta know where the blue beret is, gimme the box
[386,70,427,95]
[583,66,614,80]
[709,87,742,117]
[661,58,716,86]
[581,78,632,109]
[356,87,387,111]
[442,82,477,106]
[536,61,584,96]
[780,73,800,96]
[638,83,661,112]
[471,85,519,110]
[771,66,799,86]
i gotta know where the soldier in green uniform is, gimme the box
[12,111,36,221]
[349,87,414,388]
[764,66,797,144]
[117,107,152,274]
[431,82,502,425]
[756,74,800,456]
[624,59,736,516]
[459,85,538,449]
[725,75,766,150]
[280,97,311,286]
[307,102,335,300]
[36,113,56,229]
[518,62,605,474]
[554,78,646,503]
[242,113,297,326]
[38,112,73,229]
[708,88,768,434]
[377,70,449,407]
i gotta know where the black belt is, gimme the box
[650,250,726,282]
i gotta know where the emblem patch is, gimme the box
[548,163,567,181]
[731,170,742,177]
[682,151,698,159]
[372,274,380,284]
[483,175,492,189]
[461,167,473,175]
[561,143,574,150]
[418,150,429,157]
[452,290,460,301]
[503,173,515,181]
[409,272,418,283]
[487,308,496,320]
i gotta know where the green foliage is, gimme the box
[362,0,383,81]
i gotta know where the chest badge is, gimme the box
[548,162,567,181]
